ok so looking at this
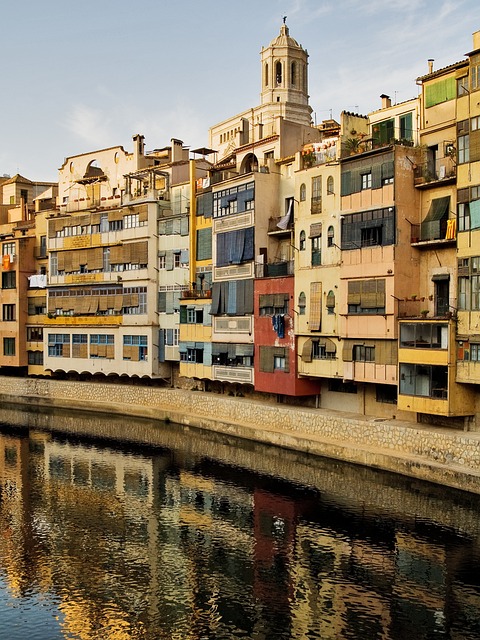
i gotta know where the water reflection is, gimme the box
[0,408,479,639]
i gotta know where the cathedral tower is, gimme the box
[260,20,312,126]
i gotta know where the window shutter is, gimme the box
[260,346,274,373]
[309,282,322,331]
[158,292,167,313]
[301,339,313,363]
[158,329,165,362]
[341,171,352,196]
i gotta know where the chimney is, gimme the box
[473,30,480,52]
[132,134,145,169]
[428,59,434,74]
[380,94,391,109]
[171,138,184,163]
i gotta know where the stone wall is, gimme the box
[1,375,480,494]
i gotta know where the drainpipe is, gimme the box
[189,159,197,292]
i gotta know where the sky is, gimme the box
[1,0,480,182]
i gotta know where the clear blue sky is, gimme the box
[1,0,479,182]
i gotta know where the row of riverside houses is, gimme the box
[1,23,480,429]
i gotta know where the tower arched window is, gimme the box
[276,61,282,85]
[291,62,296,86]
[264,63,269,87]
[299,230,306,250]
[299,183,306,201]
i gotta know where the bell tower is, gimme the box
[259,20,312,126]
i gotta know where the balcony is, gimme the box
[181,289,212,299]
[413,159,456,188]
[267,215,293,235]
[255,260,294,278]
[212,365,254,384]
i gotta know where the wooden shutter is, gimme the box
[309,282,322,331]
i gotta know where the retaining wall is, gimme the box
[1,375,480,494]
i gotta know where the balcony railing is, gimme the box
[414,159,456,186]
[255,260,294,278]
[181,289,212,299]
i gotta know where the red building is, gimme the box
[254,275,320,397]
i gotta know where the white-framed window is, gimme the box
[361,172,372,190]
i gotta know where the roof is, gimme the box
[416,59,468,82]
[1,173,34,186]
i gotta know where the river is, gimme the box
[0,404,479,639]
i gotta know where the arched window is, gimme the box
[326,290,336,314]
[327,225,334,247]
[276,61,282,85]
[299,230,306,251]
[298,291,306,315]
[264,63,269,87]
[291,62,296,86]
[327,176,334,194]
[299,183,306,201]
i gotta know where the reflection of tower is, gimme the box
[259,22,312,126]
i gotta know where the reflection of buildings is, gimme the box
[1,424,480,638]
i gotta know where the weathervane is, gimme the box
[283,15,287,24]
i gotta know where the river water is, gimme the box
[0,405,479,640]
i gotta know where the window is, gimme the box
[39,236,47,258]
[311,236,321,266]
[165,328,179,346]
[123,213,140,228]
[400,323,448,349]
[2,242,15,256]
[27,327,43,341]
[458,256,480,310]
[299,230,306,250]
[326,290,335,314]
[123,335,148,361]
[298,291,306,315]
[299,183,306,201]
[48,334,70,357]
[361,225,382,247]
[3,337,15,356]
[174,253,181,268]
[399,363,448,399]
[159,255,166,269]
[259,346,288,373]
[399,112,413,142]
[341,207,395,250]
[327,226,334,247]
[327,176,334,195]
[109,219,123,232]
[290,61,296,86]
[353,345,375,361]
[180,347,203,364]
[361,172,372,190]
[312,341,335,360]
[28,351,43,365]
[259,293,289,316]
[458,77,469,97]
[186,308,204,324]
[276,61,282,85]
[471,343,480,361]
[372,119,394,146]
[2,271,16,289]
[458,133,470,164]
[471,53,480,91]
[348,279,386,314]
[213,182,254,218]
[328,379,357,394]
[3,304,15,321]
[458,120,470,164]
[376,384,397,404]
[311,176,322,213]
[103,247,110,272]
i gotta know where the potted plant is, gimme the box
[420,309,429,318]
